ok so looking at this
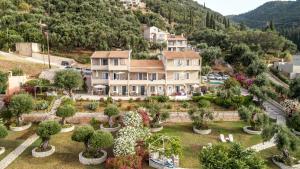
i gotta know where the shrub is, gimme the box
[0,125,8,139]
[181,101,189,108]
[192,95,215,102]
[56,104,76,125]
[90,118,101,130]
[104,104,120,127]
[106,97,113,104]
[36,121,61,151]
[89,130,114,152]
[88,102,99,111]
[35,100,49,110]
[288,113,300,132]
[137,108,150,127]
[198,99,211,108]
[188,108,214,130]
[164,103,172,109]
[150,96,169,103]
[61,97,75,106]
[129,98,133,103]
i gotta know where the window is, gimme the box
[101,59,108,65]
[149,73,157,81]
[150,86,155,92]
[113,73,120,80]
[102,72,109,79]
[113,59,118,66]
[132,86,136,92]
[174,73,180,80]
[186,59,190,66]
[95,71,99,77]
[120,59,125,65]
[185,73,190,79]
[113,86,117,92]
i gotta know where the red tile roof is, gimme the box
[162,51,200,59]
[130,60,164,72]
[91,51,130,58]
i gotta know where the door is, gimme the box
[141,86,145,96]
[122,86,126,96]
[176,86,180,93]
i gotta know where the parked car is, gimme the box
[207,74,215,80]
[222,75,229,80]
[214,74,223,80]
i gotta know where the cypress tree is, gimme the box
[206,12,210,28]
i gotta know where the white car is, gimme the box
[222,75,229,80]
[207,75,215,80]
[214,74,223,80]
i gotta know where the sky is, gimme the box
[196,0,294,16]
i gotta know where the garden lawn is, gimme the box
[0,126,36,160]
[158,121,262,168]
[7,131,103,169]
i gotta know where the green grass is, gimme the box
[0,126,36,160]
[7,131,103,169]
[157,121,262,168]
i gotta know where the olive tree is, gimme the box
[238,105,269,131]
[8,93,34,126]
[188,108,214,130]
[147,103,169,128]
[262,125,299,166]
[72,126,113,158]
[36,121,61,151]
[56,104,76,125]
[199,143,266,169]
[104,104,120,128]
[54,70,83,96]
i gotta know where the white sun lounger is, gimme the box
[228,134,234,142]
[220,134,227,142]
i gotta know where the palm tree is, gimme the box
[262,125,299,166]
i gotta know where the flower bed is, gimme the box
[60,124,75,133]
[243,126,262,135]
[79,150,107,165]
[100,124,121,132]
[193,126,212,135]
[9,122,32,132]
[32,145,55,158]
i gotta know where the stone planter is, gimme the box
[243,126,262,135]
[292,129,300,136]
[32,145,55,158]
[150,126,163,133]
[272,157,300,169]
[0,147,5,155]
[193,126,212,135]
[9,122,32,132]
[61,125,75,133]
[79,150,107,165]
[100,124,121,132]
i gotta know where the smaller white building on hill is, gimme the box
[273,55,300,79]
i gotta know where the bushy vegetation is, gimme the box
[36,120,61,152]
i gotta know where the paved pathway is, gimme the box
[249,99,286,152]
[0,134,39,169]
[266,72,289,89]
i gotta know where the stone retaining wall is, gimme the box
[23,111,239,124]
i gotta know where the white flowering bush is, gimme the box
[281,99,299,115]
[123,111,142,127]
[113,136,136,156]
[113,126,150,157]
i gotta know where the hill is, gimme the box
[230,0,300,28]
[230,0,300,49]
[0,0,227,54]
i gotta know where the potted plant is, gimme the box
[0,123,8,155]
[147,103,169,132]
[101,104,120,132]
[56,104,76,132]
[288,113,300,136]
[262,125,300,168]
[32,121,61,157]
[8,93,34,131]
[72,126,113,165]
[238,105,269,135]
[188,107,214,135]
